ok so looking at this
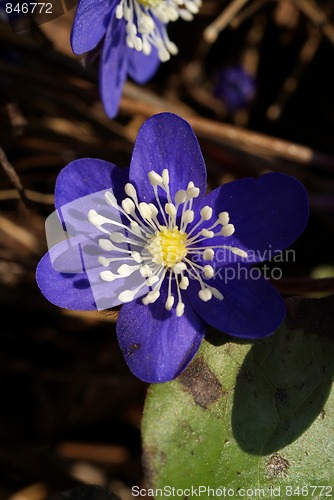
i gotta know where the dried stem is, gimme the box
[0,145,34,209]
[204,0,251,43]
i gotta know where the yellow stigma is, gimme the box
[148,227,187,268]
[136,0,163,7]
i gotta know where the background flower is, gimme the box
[70,0,201,118]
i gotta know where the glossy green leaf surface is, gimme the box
[142,296,334,494]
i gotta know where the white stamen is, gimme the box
[179,276,189,290]
[100,270,116,282]
[175,189,187,205]
[219,211,230,225]
[140,265,153,277]
[105,191,118,207]
[122,198,136,215]
[148,170,163,186]
[183,209,194,224]
[165,203,177,217]
[124,183,138,203]
[176,302,185,317]
[200,206,213,220]
[220,224,235,237]
[165,295,174,311]
[199,288,212,302]
[201,229,214,238]
[173,262,187,274]
[93,167,245,317]
[203,248,214,261]
[109,232,125,243]
[203,265,214,278]
[117,264,139,276]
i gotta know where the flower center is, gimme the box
[88,168,248,317]
[115,0,201,62]
[136,0,162,7]
[148,227,187,267]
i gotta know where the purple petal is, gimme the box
[55,158,128,209]
[201,172,309,263]
[129,113,207,212]
[99,16,128,119]
[117,286,206,383]
[126,45,160,84]
[36,245,96,311]
[187,272,285,339]
[70,0,114,54]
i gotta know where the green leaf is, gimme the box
[142,296,334,492]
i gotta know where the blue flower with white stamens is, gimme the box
[70,0,201,118]
[36,112,309,383]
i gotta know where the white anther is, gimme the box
[166,40,178,55]
[203,249,215,261]
[165,295,174,311]
[126,36,134,49]
[142,290,160,305]
[148,170,163,186]
[130,222,143,236]
[119,290,137,303]
[165,203,177,217]
[211,287,224,300]
[140,265,153,277]
[179,9,193,20]
[100,270,116,282]
[131,251,142,263]
[105,191,118,207]
[146,275,160,287]
[203,265,214,278]
[173,262,187,274]
[149,203,158,218]
[109,232,125,243]
[123,2,131,20]
[124,183,138,202]
[175,189,187,205]
[133,36,143,51]
[176,302,185,317]
[200,206,213,220]
[198,288,212,302]
[220,224,235,237]
[229,248,248,258]
[158,48,170,62]
[98,256,111,267]
[183,209,194,224]
[138,14,155,33]
[179,276,189,290]
[88,210,107,227]
[99,238,115,251]
[201,229,214,238]
[187,186,200,199]
[162,169,169,185]
[219,211,230,225]
[117,264,137,276]
[122,198,136,215]
[115,3,123,19]
[142,38,152,55]
[185,0,199,14]
[139,202,152,220]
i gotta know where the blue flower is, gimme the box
[214,65,256,113]
[36,112,309,383]
[70,0,201,118]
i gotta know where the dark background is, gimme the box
[1,0,334,498]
